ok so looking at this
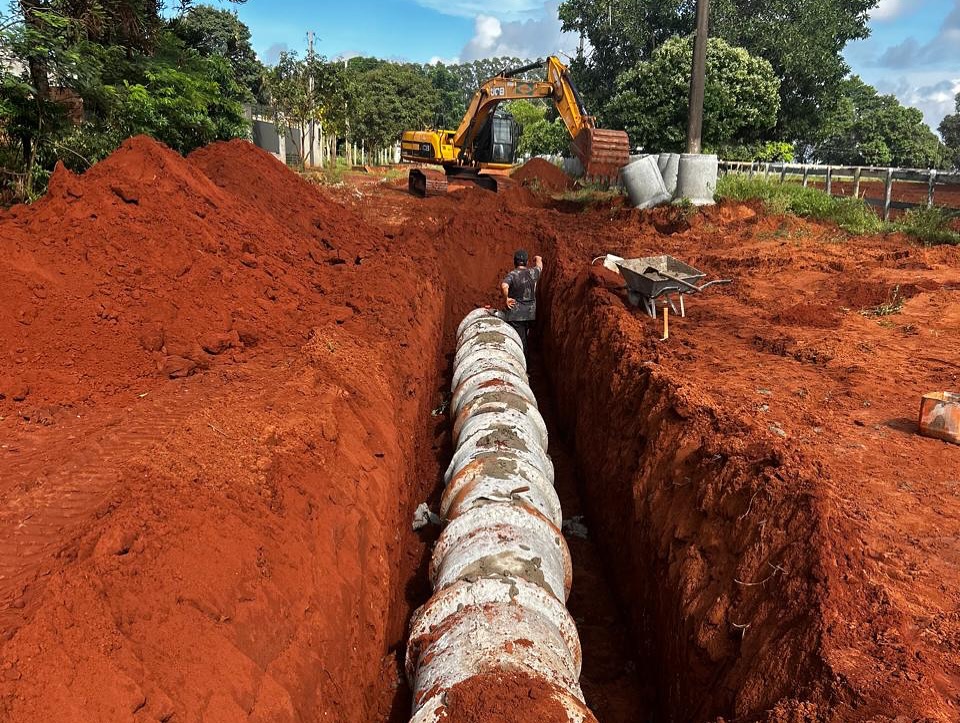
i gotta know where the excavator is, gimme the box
[400,56,630,196]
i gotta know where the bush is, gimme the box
[895,207,960,246]
[716,175,883,234]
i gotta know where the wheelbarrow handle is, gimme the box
[643,267,703,293]
[695,279,733,291]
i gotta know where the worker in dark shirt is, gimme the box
[500,249,543,357]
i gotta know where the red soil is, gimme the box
[430,671,595,722]
[2,140,959,723]
[345,185,960,721]
[0,137,446,721]
[512,158,574,192]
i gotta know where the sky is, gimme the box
[220,0,960,132]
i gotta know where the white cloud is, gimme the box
[875,76,960,132]
[870,0,911,21]
[412,0,542,20]
[460,2,579,61]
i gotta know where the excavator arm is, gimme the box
[453,56,628,177]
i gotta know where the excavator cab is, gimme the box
[473,110,520,165]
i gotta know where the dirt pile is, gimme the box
[0,137,446,721]
[512,158,574,193]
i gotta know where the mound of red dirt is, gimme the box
[0,136,386,407]
[0,137,445,721]
[512,158,574,193]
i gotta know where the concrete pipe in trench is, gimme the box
[405,308,597,722]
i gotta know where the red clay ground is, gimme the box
[341,178,960,721]
[0,145,958,722]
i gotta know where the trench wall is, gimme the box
[539,252,835,720]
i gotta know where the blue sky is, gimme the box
[219,0,959,131]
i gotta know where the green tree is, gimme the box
[170,4,264,102]
[504,100,568,157]
[605,36,780,152]
[939,94,960,170]
[816,77,945,168]
[426,62,465,129]
[559,0,876,142]
[349,61,437,153]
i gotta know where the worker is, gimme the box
[501,249,543,356]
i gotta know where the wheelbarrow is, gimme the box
[616,255,732,319]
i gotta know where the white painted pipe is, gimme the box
[450,350,526,392]
[430,502,572,601]
[406,579,586,717]
[457,316,523,349]
[442,451,562,526]
[451,370,536,419]
[406,310,596,722]
[452,389,548,450]
[445,422,554,486]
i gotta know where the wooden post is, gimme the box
[764,162,771,179]
[826,167,833,196]
[802,166,809,187]
[748,162,755,179]
[661,305,669,341]
[780,164,787,184]
[853,168,861,198]
[927,169,937,208]
[883,168,894,221]
[685,0,710,154]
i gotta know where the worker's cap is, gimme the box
[514,249,529,267]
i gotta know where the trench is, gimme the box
[369,197,825,722]
[379,296,657,721]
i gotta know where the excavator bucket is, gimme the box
[571,128,631,180]
[409,168,448,197]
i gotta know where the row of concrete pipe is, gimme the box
[405,308,597,722]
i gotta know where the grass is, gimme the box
[893,207,960,246]
[716,175,883,235]
[861,285,906,317]
[717,175,960,246]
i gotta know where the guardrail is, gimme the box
[719,161,960,220]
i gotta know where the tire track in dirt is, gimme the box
[0,390,190,639]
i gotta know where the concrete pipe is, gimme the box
[457,315,523,349]
[660,152,680,196]
[622,155,671,210]
[657,152,670,174]
[674,153,718,206]
[456,307,503,338]
[430,502,572,601]
[406,578,584,703]
[446,422,554,487]
[441,452,562,526]
[451,371,536,420]
[455,404,548,453]
[450,352,527,394]
[452,389,548,449]
[453,332,525,370]
[404,308,597,722]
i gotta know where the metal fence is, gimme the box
[719,161,960,220]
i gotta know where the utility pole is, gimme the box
[307,30,315,167]
[686,0,710,154]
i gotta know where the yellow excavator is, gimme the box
[400,56,630,196]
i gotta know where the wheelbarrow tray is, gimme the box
[616,255,706,299]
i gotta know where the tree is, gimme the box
[349,61,437,154]
[426,62,465,129]
[170,4,265,102]
[939,94,960,170]
[505,100,569,157]
[816,77,945,168]
[605,36,780,153]
[559,0,877,142]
